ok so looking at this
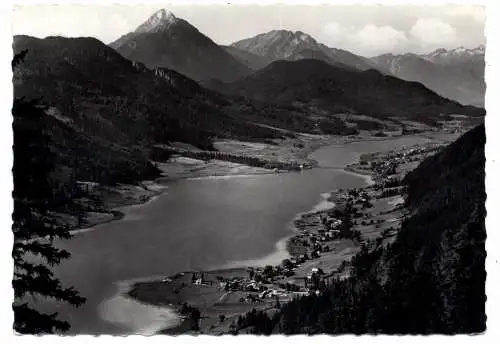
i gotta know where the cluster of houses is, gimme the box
[205,258,329,305]
[191,272,212,286]
[217,278,259,292]
[368,159,398,178]
[304,267,326,290]
[76,181,100,194]
[440,119,466,134]
[290,231,335,259]
[368,145,441,179]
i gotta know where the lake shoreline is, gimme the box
[122,130,459,334]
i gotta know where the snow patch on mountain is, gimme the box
[135,9,178,33]
[421,45,485,64]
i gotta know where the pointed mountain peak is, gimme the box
[156,9,176,20]
[263,29,316,42]
[135,8,180,33]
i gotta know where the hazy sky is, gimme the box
[12,4,486,57]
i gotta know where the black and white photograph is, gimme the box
[4,0,497,338]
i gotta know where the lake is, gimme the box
[38,136,432,334]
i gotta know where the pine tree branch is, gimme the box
[13,271,85,306]
[13,206,72,241]
[13,241,70,265]
[13,303,70,334]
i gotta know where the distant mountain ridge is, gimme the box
[110,9,250,82]
[231,30,321,60]
[421,45,485,65]
[370,45,485,107]
[229,29,376,71]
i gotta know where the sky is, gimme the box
[12,4,486,57]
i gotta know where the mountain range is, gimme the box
[12,8,485,187]
[108,9,484,107]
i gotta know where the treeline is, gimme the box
[230,309,280,335]
[151,146,311,171]
[244,124,485,335]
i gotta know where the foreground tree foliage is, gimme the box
[12,51,85,334]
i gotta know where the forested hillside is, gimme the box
[246,124,486,334]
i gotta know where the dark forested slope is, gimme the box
[383,123,486,333]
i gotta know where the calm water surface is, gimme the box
[40,136,431,334]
